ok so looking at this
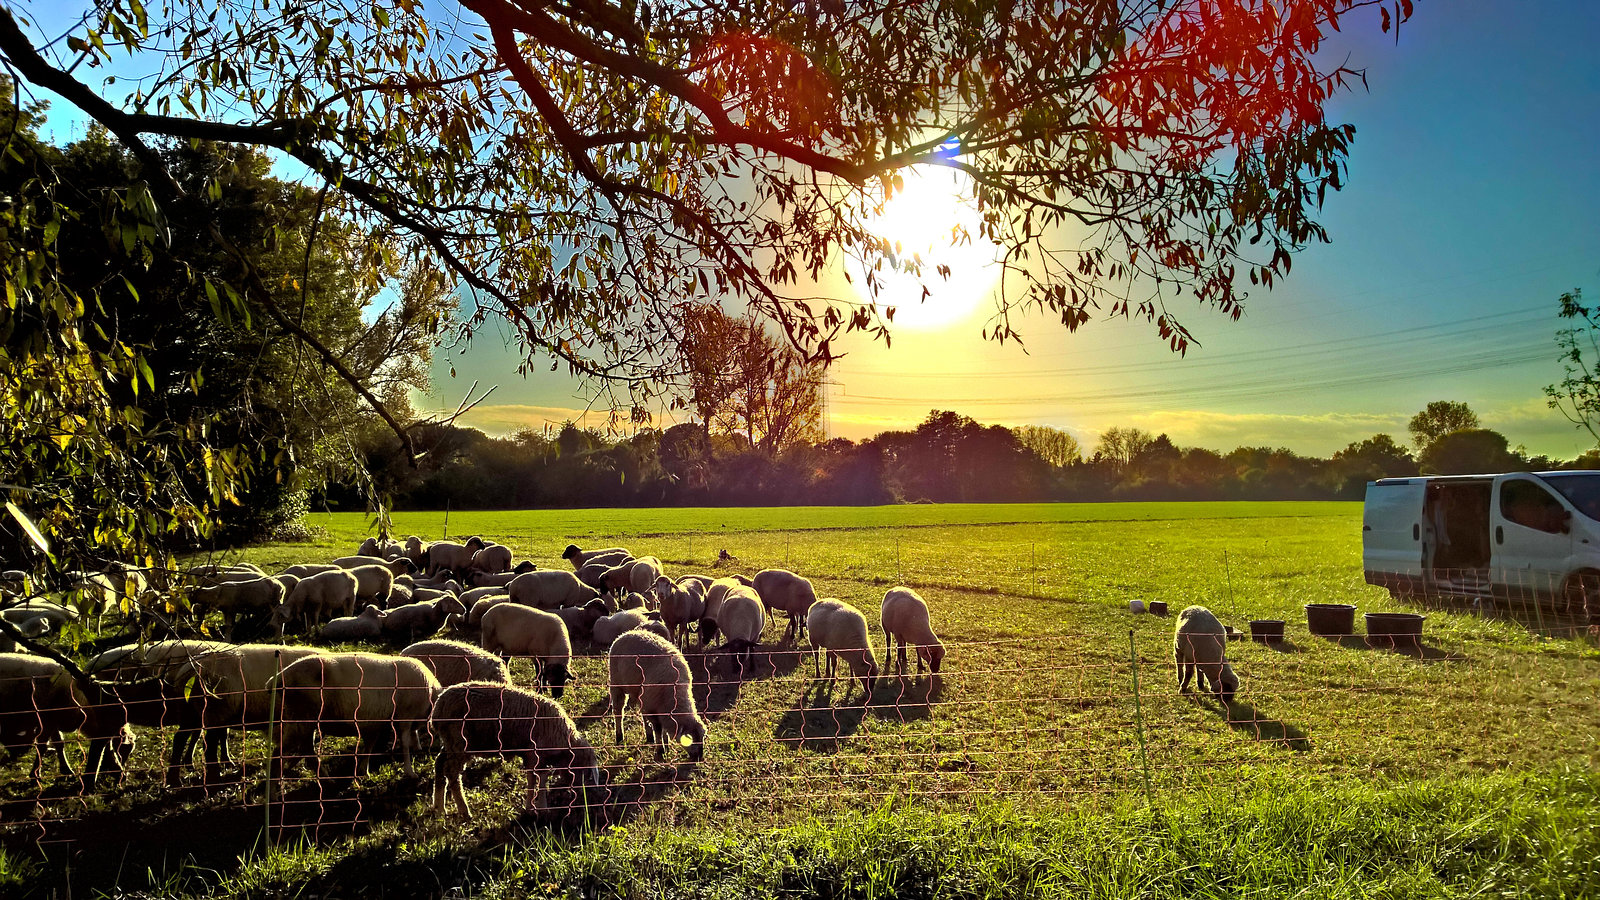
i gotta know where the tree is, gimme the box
[1013,425,1082,469]
[1330,433,1417,497]
[1546,289,1600,448]
[0,0,1416,425]
[1095,427,1155,475]
[1418,429,1520,476]
[1408,401,1480,452]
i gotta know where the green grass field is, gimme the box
[5,501,1598,898]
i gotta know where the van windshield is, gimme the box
[1538,473,1600,521]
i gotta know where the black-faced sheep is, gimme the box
[607,630,705,761]
[655,576,706,648]
[1174,605,1238,703]
[479,605,572,697]
[806,599,878,704]
[430,681,601,817]
[562,545,631,568]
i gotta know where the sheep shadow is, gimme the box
[1249,637,1305,654]
[1329,634,1466,662]
[773,680,868,752]
[869,676,937,722]
[588,759,699,827]
[1219,700,1312,751]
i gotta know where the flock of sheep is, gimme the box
[0,536,960,818]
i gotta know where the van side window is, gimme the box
[1500,480,1567,534]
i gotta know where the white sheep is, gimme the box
[607,629,706,761]
[0,614,50,653]
[357,537,381,559]
[716,586,766,675]
[319,605,389,642]
[427,537,486,577]
[404,535,430,569]
[0,653,88,781]
[752,568,817,644]
[188,576,286,634]
[479,604,573,697]
[507,570,601,610]
[431,681,601,817]
[562,544,631,568]
[592,608,648,647]
[655,575,706,648]
[468,543,513,575]
[806,599,878,704]
[273,569,359,636]
[380,596,466,643]
[279,563,341,580]
[462,595,512,629]
[1174,605,1238,703]
[401,639,510,687]
[628,557,665,596]
[574,560,621,591]
[333,555,415,577]
[169,644,329,784]
[617,591,647,611]
[273,652,441,777]
[345,564,397,607]
[879,587,945,686]
[466,562,537,589]
[2,600,77,632]
[83,639,234,785]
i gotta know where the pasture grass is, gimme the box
[4,502,1598,897]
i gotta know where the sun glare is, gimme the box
[849,166,1002,331]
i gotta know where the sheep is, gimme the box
[273,652,441,777]
[717,587,766,675]
[186,563,264,580]
[397,586,454,609]
[1174,605,1238,703]
[628,557,664,595]
[0,615,50,654]
[699,577,745,646]
[386,580,414,608]
[279,563,341,580]
[507,570,600,611]
[479,605,573,697]
[574,560,623,591]
[401,639,510,687]
[552,599,610,641]
[463,595,512,629]
[562,544,631,568]
[319,605,389,642]
[357,537,381,559]
[607,630,705,761]
[427,537,486,577]
[404,535,430,569]
[0,653,88,781]
[634,619,672,642]
[617,591,647,611]
[381,596,467,643]
[655,576,706,648]
[460,585,510,607]
[273,569,359,636]
[188,576,286,634]
[83,639,234,785]
[752,569,817,644]
[468,543,513,575]
[345,564,397,607]
[592,609,648,647]
[465,562,537,589]
[2,600,77,632]
[431,681,601,818]
[806,599,878,703]
[334,555,416,578]
[168,644,330,784]
[880,587,945,686]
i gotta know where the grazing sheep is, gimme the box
[592,609,648,647]
[273,652,441,777]
[169,644,330,784]
[806,599,878,703]
[466,562,537,589]
[2,600,77,632]
[507,570,601,611]
[607,630,705,761]
[462,595,512,629]
[83,640,234,785]
[655,576,706,648]
[479,605,573,698]
[428,537,486,577]
[574,560,622,591]
[279,563,341,580]
[185,563,264,579]
[0,653,87,781]
[431,681,601,817]
[880,587,945,686]
[698,578,740,646]
[552,599,610,641]
[634,619,672,642]
[319,605,389,642]
[468,543,513,575]
[716,587,766,675]
[562,545,631,568]
[357,537,382,559]
[273,569,359,635]
[401,639,510,687]
[381,596,467,643]
[188,576,286,634]
[752,569,817,644]
[617,591,647,611]
[628,557,665,595]
[1174,605,1238,703]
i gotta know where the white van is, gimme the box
[1363,471,1600,619]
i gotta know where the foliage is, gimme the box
[1013,424,1082,468]
[1094,426,1155,474]
[1408,400,1481,452]
[0,0,1417,416]
[1419,428,1521,476]
[1547,288,1600,448]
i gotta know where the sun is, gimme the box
[848,166,1002,331]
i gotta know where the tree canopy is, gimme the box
[0,0,1415,421]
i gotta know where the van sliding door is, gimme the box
[1491,474,1575,605]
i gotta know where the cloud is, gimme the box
[422,403,642,436]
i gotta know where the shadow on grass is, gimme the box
[1249,637,1305,654]
[773,680,868,752]
[1219,700,1312,752]
[1328,635,1467,662]
[1399,593,1595,641]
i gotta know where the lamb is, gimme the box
[468,543,513,575]
[403,535,430,569]
[465,562,537,589]
[273,652,441,777]
[401,639,510,687]
[168,644,330,784]
[1173,605,1238,703]
[879,587,945,686]
[380,596,467,643]
[188,576,286,634]
[561,544,631,568]
[552,599,611,641]
[427,537,486,577]
[279,563,341,580]
[607,630,705,761]
[507,570,601,610]
[479,605,573,697]
[430,681,601,818]
[592,608,648,647]
[752,569,818,644]
[2,600,77,632]
[273,569,359,636]
[716,586,766,675]
[319,605,389,642]
[655,576,706,648]
[806,599,878,703]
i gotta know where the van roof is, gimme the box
[1373,470,1600,486]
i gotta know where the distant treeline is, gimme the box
[320,408,1595,511]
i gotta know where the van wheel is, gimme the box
[1562,573,1600,621]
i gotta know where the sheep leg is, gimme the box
[399,725,418,777]
[611,687,627,745]
[896,640,908,680]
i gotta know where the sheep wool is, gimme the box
[431,681,601,817]
[401,639,510,687]
[752,569,818,644]
[479,604,573,698]
[1173,605,1238,703]
[274,652,441,777]
[507,570,601,610]
[880,587,945,684]
[806,599,879,704]
[607,630,706,761]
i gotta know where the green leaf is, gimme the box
[5,502,50,555]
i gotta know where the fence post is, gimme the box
[265,648,279,847]
[1128,629,1154,804]
[443,500,450,540]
